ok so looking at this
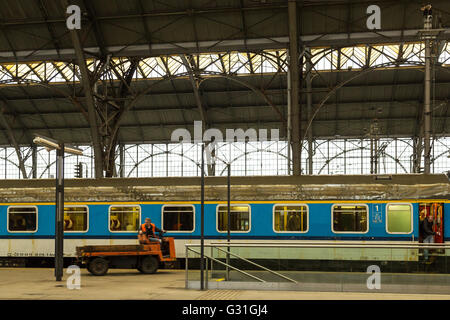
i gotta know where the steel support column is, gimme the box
[370,138,379,174]
[32,145,37,179]
[63,0,103,178]
[205,145,216,176]
[55,144,64,281]
[423,11,432,174]
[287,52,292,175]
[413,136,423,173]
[305,48,313,174]
[119,143,125,178]
[180,55,209,125]
[180,54,216,176]
[226,163,231,281]
[200,143,205,290]
[288,0,301,175]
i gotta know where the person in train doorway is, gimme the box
[422,214,440,262]
[138,218,165,244]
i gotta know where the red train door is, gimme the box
[432,203,444,243]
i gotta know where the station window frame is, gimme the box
[108,204,141,233]
[385,203,413,234]
[331,203,369,234]
[7,206,38,233]
[63,205,89,233]
[161,204,195,233]
[272,204,309,233]
[216,204,251,233]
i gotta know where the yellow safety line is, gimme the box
[1,199,449,206]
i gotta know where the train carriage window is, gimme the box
[8,207,37,232]
[217,205,250,232]
[274,205,308,232]
[109,206,140,232]
[162,206,194,232]
[64,206,88,232]
[332,205,368,233]
[386,204,412,233]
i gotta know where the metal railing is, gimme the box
[209,241,450,249]
[185,241,450,290]
[186,246,300,289]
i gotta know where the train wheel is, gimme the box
[88,258,109,276]
[138,256,158,274]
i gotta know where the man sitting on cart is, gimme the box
[138,218,165,244]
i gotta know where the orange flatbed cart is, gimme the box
[76,237,176,276]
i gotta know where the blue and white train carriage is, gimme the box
[0,175,449,269]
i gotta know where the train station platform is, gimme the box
[1,268,450,300]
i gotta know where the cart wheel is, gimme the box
[88,258,109,276]
[138,256,158,274]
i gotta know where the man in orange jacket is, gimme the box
[138,218,165,244]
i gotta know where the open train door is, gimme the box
[419,203,444,243]
[432,203,444,243]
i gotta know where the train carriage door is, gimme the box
[419,203,444,243]
[432,203,444,243]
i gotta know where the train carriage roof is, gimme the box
[0,174,448,203]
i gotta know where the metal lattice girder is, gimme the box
[1,43,450,85]
[0,0,449,63]
[0,39,448,160]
